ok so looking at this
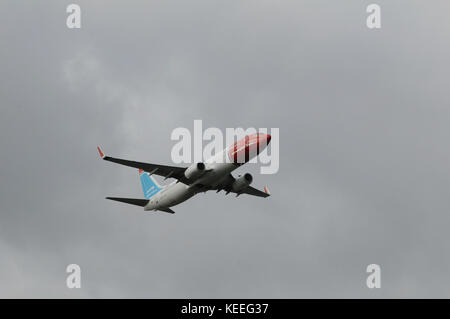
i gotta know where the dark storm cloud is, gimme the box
[1,0,450,297]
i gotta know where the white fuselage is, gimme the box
[144,149,237,211]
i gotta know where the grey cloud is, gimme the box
[1,0,450,297]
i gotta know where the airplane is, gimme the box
[97,133,271,214]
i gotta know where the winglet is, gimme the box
[97,146,105,159]
[264,186,271,196]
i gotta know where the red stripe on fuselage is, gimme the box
[227,134,270,164]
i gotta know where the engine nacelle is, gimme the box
[184,162,206,180]
[232,173,253,192]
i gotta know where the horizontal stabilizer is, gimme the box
[106,197,149,207]
[158,207,175,214]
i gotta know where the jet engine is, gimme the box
[232,173,253,192]
[184,162,206,180]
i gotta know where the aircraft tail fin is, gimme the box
[139,169,163,199]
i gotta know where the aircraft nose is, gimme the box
[257,133,271,152]
[260,133,271,144]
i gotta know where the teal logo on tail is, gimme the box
[139,169,162,199]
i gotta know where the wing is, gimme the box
[98,146,190,184]
[214,174,271,198]
[239,185,271,198]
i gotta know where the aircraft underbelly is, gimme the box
[146,163,238,210]
[198,162,236,187]
[159,183,195,208]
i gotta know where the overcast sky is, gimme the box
[1,0,450,298]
